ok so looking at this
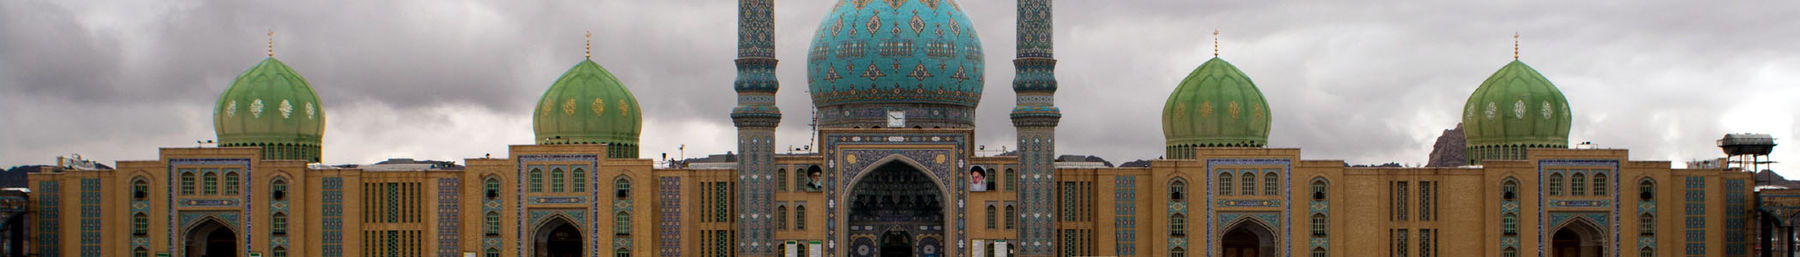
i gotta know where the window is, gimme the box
[486,248,500,257]
[181,172,195,195]
[616,248,629,257]
[1420,229,1434,257]
[135,247,148,257]
[1170,179,1187,201]
[1005,168,1017,191]
[1218,172,1233,196]
[551,168,565,192]
[224,171,240,195]
[132,179,148,200]
[1311,247,1326,257]
[615,211,631,235]
[272,247,287,257]
[1005,205,1017,229]
[1639,179,1655,200]
[529,168,543,192]
[986,205,997,229]
[572,168,586,192]
[1640,247,1653,257]
[485,178,500,200]
[1311,179,1327,200]
[1502,179,1518,201]
[1393,182,1408,221]
[1548,173,1563,196]
[273,213,288,235]
[795,205,806,230]
[1393,229,1408,257]
[272,178,288,200]
[203,172,218,195]
[1170,214,1186,236]
[777,206,788,230]
[777,168,788,191]
[1311,214,1327,236]
[1502,213,1518,235]
[1241,172,1256,196]
[794,169,805,191]
[1420,181,1433,221]
[133,213,148,236]
[484,212,500,236]
[1640,214,1655,235]
[1503,247,1518,257]
[1172,247,1186,257]
[616,177,632,198]
[1593,172,1607,196]
[1264,171,1279,196]
[1571,173,1586,196]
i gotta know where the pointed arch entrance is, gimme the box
[1220,219,1276,257]
[1551,218,1604,257]
[845,159,947,257]
[533,216,583,257]
[184,218,236,257]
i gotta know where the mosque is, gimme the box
[20,0,1778,257]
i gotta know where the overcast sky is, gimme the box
[3,0,1796,176]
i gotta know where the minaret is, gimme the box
[1011,0,1060,256]
[731,0,780,256]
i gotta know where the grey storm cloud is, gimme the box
[4,0,1797,175]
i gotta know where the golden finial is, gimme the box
[267,30,274,57]
[1212,30,1220,57]
[585,30,592,59]
[1513,32,1519,60]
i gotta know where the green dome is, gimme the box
[1461,60,1572,164]
[805,0,985,128]
[1162,57,1271,158]
[213,57,325,162]
[533,59,642,158]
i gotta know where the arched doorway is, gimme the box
[846,160,946,257]
[0,214,24,257]
[1551,219,1603,257]
[1220,220,1276,257]
[533,217,583,257]
[184,219,236,257]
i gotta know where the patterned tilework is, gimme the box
[323,177,345,257]
[1725,179,1745,256]
[1016,132,1057,256]
[438,178,461,257]
[1684,177,1704,257]
[37,181,59,257]
[658,177,682,257]
[1640,200,1655,253]
[1309,179,1328,253]
[1114,176,1136,256]
[80,178,100,257]
[1011,1,1061,252]
[482,177,503,251]
[819,133,973,256]
[737,132,778,256]
[1204,159,1292,257]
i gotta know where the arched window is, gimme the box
[484,212,500,236]
[616,248,629,257]
[1502,179,1519,201]
[777,168,788,191]
[484,177,500,200]
[1570,173,1586,196]
[486,248,500,257]
[985,205,997,229]
[136,247,149,257]
[1502,213,1518,235]
[1640,179,1655,200]
[180,172,196,195]
[615,211,631,235]
[1311,179,1328,201]
[1503,247,1518,257]
[1218,172,1233,196]
[1170,214,1186,236]
[572,168,586,193]
[1592,172,1607,196]
[1004,205,1017,229]
[202,172,218,195]
[616,177,632,198]
[777,206,788,230]
[795,205,807,230]
[272,213,288,235]
[1311,214,1327,236]
[1640,247,1653,257]
[1548,173,1563,196]
[551,168,566,192]
[1311,247,1326,257]
[794,169,805,191]
[1005,168,1017,191]
[1640,213,1655,235]
[1264,172,1279,196]
[272,247,287,257]
[223,171,240,195]
[1241,172,1257,196]
[1172,247,1187,257]
[133,213,148,236]
[132,178,148,200]
[529,168,543,192]
[1170,179,1187,201]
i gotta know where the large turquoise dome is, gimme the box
[533,59,642,158]
[1462,60,1571,164]
[807,0,984,128]
[213,57,326,162]
[1162,57,1271,159]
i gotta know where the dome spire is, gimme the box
[266,29,274,57]
[1513,32,1520,60]
[1213,30,1220,57]
[584,30,592,59]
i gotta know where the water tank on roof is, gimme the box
[1718,133,1776,156]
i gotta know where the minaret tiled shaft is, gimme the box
[1011,0,1060,256]
[731,0,780,256]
